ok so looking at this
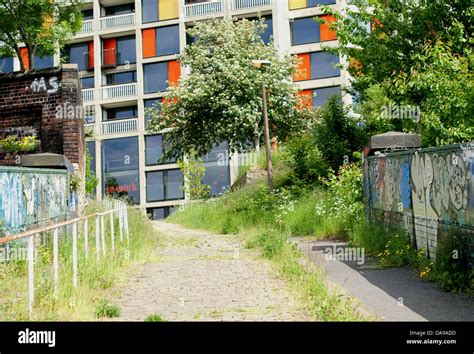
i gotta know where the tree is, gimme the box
[324,0,473,146]
[147,18,308,160]
[177,149,210,200]
[0,0,82,72]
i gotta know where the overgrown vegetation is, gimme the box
[144,313,166,322]
[0,201,159,320]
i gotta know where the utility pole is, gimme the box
[261,79,274,191]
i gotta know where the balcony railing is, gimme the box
[101,82,137,100]
[82,88,94,102]
[185,1,222,17]
[100,13,135,30]
[79,19,93,34]
[232,0,272,10]
[102,118,138,135]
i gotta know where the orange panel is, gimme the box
[320,15,337,41]
[20,47,29,71]
[103,38,117,66]
[142,28,156,58]
[296,90,312,110]
[293,53,310,82]
[167,60,181,87]
[88,41,94,69]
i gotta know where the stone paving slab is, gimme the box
[109,222,310,321]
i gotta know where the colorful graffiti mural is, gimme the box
[0,167,70,236]
[366,143,474,261]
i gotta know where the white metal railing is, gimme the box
[232,0,272,10]
[0,199,129,319]
[185,1,222,17]
[82,88,94,102]
[100,13,135,30]
[102,118,138,135]
[80,19,93,33]
[101,82,137,100]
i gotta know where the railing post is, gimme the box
[84,218,89,258]
[124,207,130,245]
[110,211,115,253]
[28,235,35,319]
[53,228,59,298]
[95,215,100,260]
[119,207,123,243]
[101,214,106,256]
[72,222,77,290]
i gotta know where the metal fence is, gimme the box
[0,198,129,318]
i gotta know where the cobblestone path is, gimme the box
[110,221,310,321]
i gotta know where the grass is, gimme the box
[95,299,121,318]
[144,313,166,322]
[0,200,160,321]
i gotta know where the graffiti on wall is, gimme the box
[0,167,70,235]
[367,143,474,259]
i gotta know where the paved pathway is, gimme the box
[297,240,474,321]
[110,222,309,321]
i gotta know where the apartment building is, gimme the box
[0,0,352,220]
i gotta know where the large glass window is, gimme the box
[291,17,320,45]
[106,70,136,85]
[102,137,140,204]
[202,142,230,196]
[147,206,176,220]
[313,86,341,107]
[117,36,136,65]
[86,141,96,174]
[143,62,167,93]
[156,25,180,56]
[104,3,134,16]
[66,43,89,71]
[81,76,94,89]
[33,55,54,69]
[146,169,184,202]
[145,134,176,165]
[246,17,273,44]
[82,9,93,20]
[0,57,14,73]
[144,98,162,123]
[104,106,138,120]
[310,52,340,79]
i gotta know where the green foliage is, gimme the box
[324,0,473,145]
[177,149,211,200]
[312,97,367,172]
[147,18,307,159]
[0,0,83,72]
[95,299,121,318]
[85,144,98,195]
[69,173,79,193]
[144,313,166,322]
[0,135,40,153]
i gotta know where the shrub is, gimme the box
[144,313,166,322]
[94,299,121,318]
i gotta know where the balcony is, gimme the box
[102,118,138,135]
[101,82,137,100]
[185,1,222,18]
[232,0,272,10]
[100,13,135,31]
[79,19,93,34]
[82,88,94,102]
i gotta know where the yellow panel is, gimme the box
[159,0,179,21]
[289,0,306,10]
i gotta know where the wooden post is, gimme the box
[53,228,59,298]
[72,222,77,290]
[28,235,35,319]
[110,212,115,253]
[95,215,100,260]
[84,218,89,258]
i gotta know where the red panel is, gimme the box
[167,60,181,87]
[142,28,156,58]
[296,90,312,110]
[293,53,311,82]
[103,38,117,66]
[320,15,337,41]
[88,41,94,69]
[20,47,29,71]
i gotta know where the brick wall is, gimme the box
[0,65,85,173]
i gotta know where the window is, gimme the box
[81,76,94,89]
[106,70,136,85]
[201,142,230,196]
[294,52,340,81]
[246,17,273,44]
[84,106,95,123]
[142,0,179,23]
[86,141,96,174]
[82,9,93,20]
[291,15,336,45]
[104,106,138,120]
[0,57,13,73]
[66,42,93,71]
[145,134,176,165]
[147,206,176,220]
[104,3,134,16]
[33,55,54,69]
[146,169,184,202]
[116,36,136,65]
[143,61,180,93]
[142,25,180,58]
[313,86,341,107]
[144,98,162,123]
[102,137,140,204]
[289,0,336,10]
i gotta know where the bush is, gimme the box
[95,300,121,318]
[144,313,166,322]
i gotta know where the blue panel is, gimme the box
[81,76,94,89]
[307,0,336,7]
[165,169,184,200]
[261,18,273,44]
[156,25,180,56]
[310,52,340,79]
[0,57,14,73]
[106,71,136,85]
[117,36,136,64]
[144,98,162,122]
[144,62,168,93]
[146,171,164,201]
[34,55,54,69]
[86,141,96,174]
[312,86,341,107]
[142,0,158,23]
[68,43,89,71]
[145,135,164,165]
[291,17,320,45]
